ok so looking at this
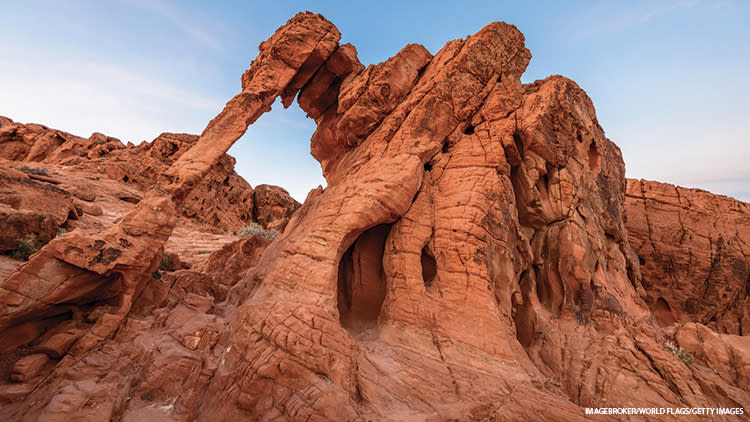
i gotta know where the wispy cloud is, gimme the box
[120,0,225,53]
[618,0,700,27]
[0,48,222,143]
[570,0,702,39]
[78,61,223,112]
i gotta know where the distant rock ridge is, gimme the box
[0,11,747,422]
[0,117,300,232]
[625,178,750,335]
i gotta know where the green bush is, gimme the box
[159,252,171,271]
[665,341,693,365]
[10,234,44,261]
[18,165,49,176]
[238,222,278,239]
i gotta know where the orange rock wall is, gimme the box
[0,12,748,422]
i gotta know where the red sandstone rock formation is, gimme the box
[0,167,78,252]
[0,11,748,422]
[626,179,750,335]
[0,119,300,232]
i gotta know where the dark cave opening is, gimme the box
[337,224,392,333]
[653,297,677,327]
[512,270,536,348]
[421,246,437,287]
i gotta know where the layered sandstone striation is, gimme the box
[0,11,748,422]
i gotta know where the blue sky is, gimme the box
[1,0,748,202]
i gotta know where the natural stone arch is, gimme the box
[0,12,346,350]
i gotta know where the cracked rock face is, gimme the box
[0,12,749,422]
[0,120,300,232]
[626,179,750,335]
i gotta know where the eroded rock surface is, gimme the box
[0,120,300,232]
[0,166,78,252]
[626,179,750,335]
[0,11,748,422]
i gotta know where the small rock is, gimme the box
[73,188,96,202]
[0,383,33,401]
[10,353,50,382]
[77,201,103,216]
[36,329,83,358]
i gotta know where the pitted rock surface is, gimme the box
[0,12,748,422]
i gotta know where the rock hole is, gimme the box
[442,141,450,153]
[337,224,392,333]
[122,175,129,183]
[653,297,677,327]
[576,130,583,143]
[421,246,437,287]
[163,141,179,157]
[512,270,536,348]
[423,162,432,171]
[497,74,502,83]
[463,125,475,135]
[588,140,600,172]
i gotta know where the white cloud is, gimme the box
[623,0,700,26]
[119,0,225,54]
[570,0,702,39]
[0,48,222,143]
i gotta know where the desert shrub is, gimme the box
[159,252,171,271]
[18,165,49,176]
[665,341,693,365]
[238,222,278,239]
[56,227,68,237]
[10,234,44,261]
